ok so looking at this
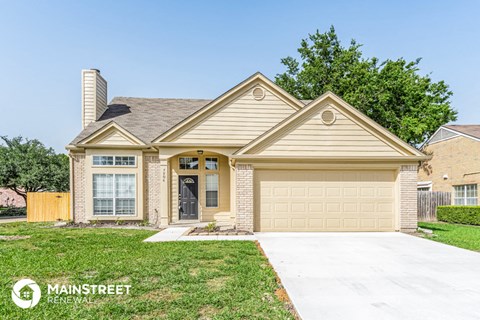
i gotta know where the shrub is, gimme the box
[0,207,26,217]
[205,221,217,232]
[437,206,480,226]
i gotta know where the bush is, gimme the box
[437,206,480,226]
[0,207,27,217]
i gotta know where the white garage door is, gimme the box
[255,170,396,232]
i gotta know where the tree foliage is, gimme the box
[0,136,69,201]
[275,26,457,145]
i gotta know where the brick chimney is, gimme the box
[81,69,108,129]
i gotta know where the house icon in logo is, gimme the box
[12,279,41,309]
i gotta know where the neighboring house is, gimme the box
[418,125,480,205]
[0,188,26,207]
[67,69,426,232]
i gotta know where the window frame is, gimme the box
[453,184,478,206]
[92,155,136,167]
[93,173,137,216]
[205,173,219,208]
[205,157,219,171]
[179,157,199,170]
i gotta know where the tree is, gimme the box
[0,136,69,201]
[275,26,457,145]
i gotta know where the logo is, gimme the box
[12,279,41,309]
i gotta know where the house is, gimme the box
[67,69,427,232]
[418,125,480,205]
[0,188,26,207]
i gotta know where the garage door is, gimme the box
[255,170,396,232]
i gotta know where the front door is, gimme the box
[179,175,199,220]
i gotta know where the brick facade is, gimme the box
[72,154,87,223]
[418,136,480,195]
[0,188,26,207]
[144,156,161,225]
[400,165,418,232]
[235,164,254,231]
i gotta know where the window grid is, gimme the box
[454,184,477,206]
[205,157,218,171]
[206,174,218,208]
[93,156,136,167]
[93,174,136,215]
[179,157,199,170]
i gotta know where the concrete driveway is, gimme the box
[256,232,480,320]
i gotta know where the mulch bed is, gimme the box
[188,227,253,236]
[57,222,160,230]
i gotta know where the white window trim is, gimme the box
[453,184,478,206]
[417,181,432,191]
[205,173,219,208]
[92,155,137,168]
[93,173,137,216]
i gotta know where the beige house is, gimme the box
[67,69,427,232]
[418,125,480,205]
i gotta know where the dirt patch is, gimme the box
[198,305,221,320]
[255,241,301,320]
[0,235,31,241]
[206,276,231,291]
[140,288,182,302]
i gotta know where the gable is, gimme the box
[153,73,304,145]
[77,122,145,146]
[428,127,459,144]
[169,85,298,145]
[236,92,427,159]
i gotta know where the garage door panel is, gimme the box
[255,170,396,232]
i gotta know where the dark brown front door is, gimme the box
[179,175,198,220]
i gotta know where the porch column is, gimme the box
[399,165,417,233]
[159,157,170,226]
[235,164,254,231]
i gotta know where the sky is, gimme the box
[0,0,479,153]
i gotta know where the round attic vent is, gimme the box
[321,110,336,125]
[252,87,265,100]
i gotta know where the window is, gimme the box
[206,174,218,207]
[454,184,477,205]
[179,157,198,170]
[93,156,135,167]
[93,156,114,166]
[93,174,136,215]
[417,187,430,192]
[205,157,218,170]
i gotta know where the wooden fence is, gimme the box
[27,192,70,222]
[417,191,451,221]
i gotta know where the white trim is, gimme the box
[92,155,137,168]
[92,173,137,217]
[423,126,480,147]
[417,181,432,191]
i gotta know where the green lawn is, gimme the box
[418,221,480,251]
[0,223,293,320]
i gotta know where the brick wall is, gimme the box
[400,165,418,232]
[72,154,86,223]
[418,136,480,193]
[144,156,161,225]
[0,188,26,207]
[235,164,254,231]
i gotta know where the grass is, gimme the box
[0,223,293,320]
[418,221,480,251]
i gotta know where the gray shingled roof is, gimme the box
[71,96,311,145]
[70,97,212,144]
[444,125,480,139]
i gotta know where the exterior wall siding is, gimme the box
[418,136,480,198]
[257,105,402,157]
[400,165,418,232]
[235,164,254,231]
[173,86,296,144]
[72,154,87,223]
[82,69,107,129]
[144,156,161,225]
